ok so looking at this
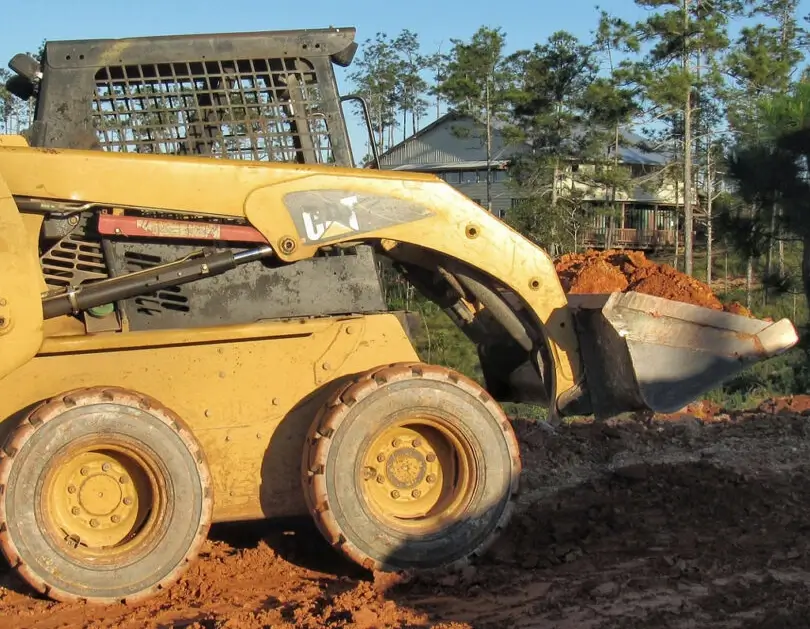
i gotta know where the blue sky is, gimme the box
[3,0,810,161]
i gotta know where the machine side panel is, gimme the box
[0,314,420,523]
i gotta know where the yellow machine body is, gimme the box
[0,143,578,524]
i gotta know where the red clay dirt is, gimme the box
[4,399,810,629]
[758,394,810,415]
[555,249,752,316]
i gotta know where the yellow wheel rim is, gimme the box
[42,441,163,561]
[361,417,475,533]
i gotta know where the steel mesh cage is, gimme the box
[90,56,334,163]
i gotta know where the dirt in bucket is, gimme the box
[555,249,752,316]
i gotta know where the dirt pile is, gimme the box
[555,249,752,316]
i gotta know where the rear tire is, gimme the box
[0,387,213,604]
[302,363,521,572]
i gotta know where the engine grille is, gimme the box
[90,57,334,163]
[40,216,108,289]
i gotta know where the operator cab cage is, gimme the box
[9,27,359,166]
[3,28,393,335]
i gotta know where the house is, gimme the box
[376,112,692,251]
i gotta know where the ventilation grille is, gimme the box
[41,224,108,290]
[89,57,334,164]
[122,251,191,315]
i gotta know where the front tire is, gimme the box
[302,363,521,572]
[0,387,213,604]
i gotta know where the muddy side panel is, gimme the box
[0,169,43,382]
[0,313,419,522]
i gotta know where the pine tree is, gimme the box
[437,26,515,213]
[725,81,810,310]
[347,33,401,153]
[503,31,621,253]
[591,10,642,248]
[632,0,740,276]
[392,30,429,140]
[726,0,805,296]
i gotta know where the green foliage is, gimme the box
[347,30,437,156]
[435,26,515,211]
[437,26,513,123]
[720,81,810,314]
[500,30,638,254]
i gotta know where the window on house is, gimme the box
[461,170,477,184]
[493,170,508,183]
[445,171,460,184]
[470,198,482,205]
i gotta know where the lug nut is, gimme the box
[376,454,385,463]
[71,507,80,516]
[426,453,436,463]
[426,474,436,484]
[111,515,120,524]
[376,475,385,484]
[123,497,133,506]
[392,438,402,448]
[67,485,76,494]
[412,489,421,498]
[119,476,128,484]
[412,438,422,448]
[90,519,99,528]
[390,490,400,499]
[102,463,111,472]
[80,467,89,476]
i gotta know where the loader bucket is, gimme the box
[567,291,800,419]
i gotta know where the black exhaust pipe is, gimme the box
[42,245,274,320]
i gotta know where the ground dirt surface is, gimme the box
[4,399,810,628]
[555,249,752,316]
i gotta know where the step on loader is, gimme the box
[0,27,799,604]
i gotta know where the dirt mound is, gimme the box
[555,249,751,315]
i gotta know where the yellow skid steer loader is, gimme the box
[0,27,798,605]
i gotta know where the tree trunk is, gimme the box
[552,160,559,208]
[706,195,713,286]
[674,180,680,270]
[764,203,777,305]
[746,256,753,311]
[779,238,785,277]
[803,234,810,313]
[682,0,694,276]
[705,146,713,286]
[606,123,620,251]
[485,78,493,213]
[767,204,776,276]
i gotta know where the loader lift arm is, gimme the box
[0,144,799,420]
[0,144,583,417]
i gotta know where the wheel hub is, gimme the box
[385,447,427,489]
[48,450,148,549]
[363,425,453,520]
